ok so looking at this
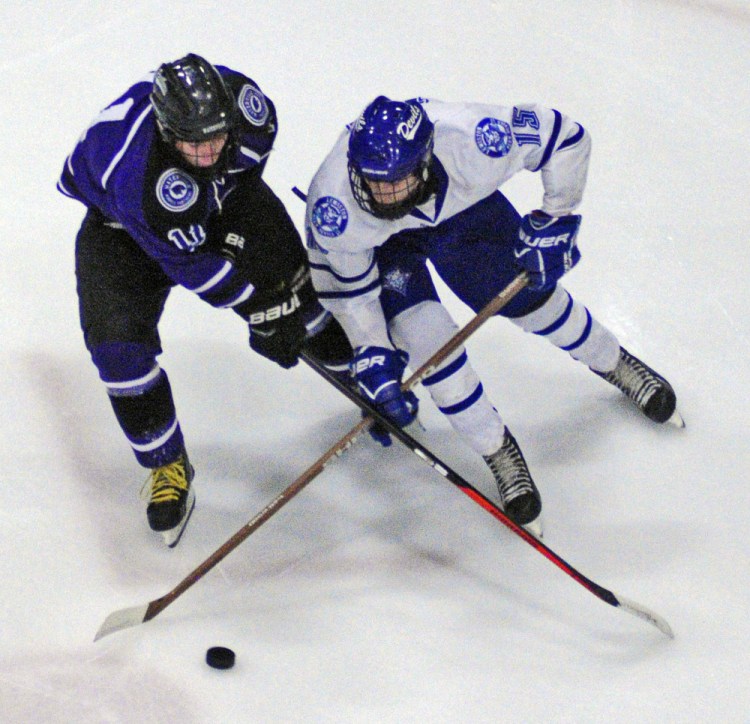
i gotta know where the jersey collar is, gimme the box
[408,155,448,224]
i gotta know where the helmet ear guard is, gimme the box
[347,96,435,219]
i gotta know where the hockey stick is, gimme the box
[302,352,674,639]
[93,273,529,641]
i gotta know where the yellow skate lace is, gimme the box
[140,459,190,504]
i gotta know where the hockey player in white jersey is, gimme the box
[304,96,680,527]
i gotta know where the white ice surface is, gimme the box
[1,1,749,721]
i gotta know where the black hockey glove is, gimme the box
[246,267,312,369]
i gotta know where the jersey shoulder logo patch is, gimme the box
[311,196,349,238]
[156,169,199,212]
[239,84,269,127]
[474,117,513,158]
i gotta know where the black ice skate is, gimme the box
[483,428,542,528]
[143,452,196,547]
[593,347,683,427]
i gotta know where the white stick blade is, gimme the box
[94,603,150,642]
[616,594,675,639]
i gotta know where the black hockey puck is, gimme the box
[206,646,235,670]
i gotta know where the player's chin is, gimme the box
[198,156,222,167]
[187,160,225,180]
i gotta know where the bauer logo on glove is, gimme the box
[245,279,307,369]
[514,210,582,290]
[247,293,301,325]
[350,346,419,430]
[352,353,387,375]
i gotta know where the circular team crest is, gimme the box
[156,169,199,212]
[239,84,269,126]
[311,196,348,238]
[475,117,512,158]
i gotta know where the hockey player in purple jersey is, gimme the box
[305,95,682,528]
[59,54,351,546]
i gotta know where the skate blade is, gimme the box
[523,517,543,539]
[667,409,685,429]
[160,488,196,548]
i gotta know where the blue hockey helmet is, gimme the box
[347,96,435,219]
[151,53,236,143]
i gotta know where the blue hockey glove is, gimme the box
[514,210,582,290]
[362,411,397,447]
[351,346,419,446]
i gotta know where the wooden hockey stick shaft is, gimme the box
[94,274,528,641]
[303,352,674,639]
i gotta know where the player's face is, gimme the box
[175,134,228,168]
[366,174,420,207]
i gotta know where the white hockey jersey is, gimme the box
[304,99,591,347]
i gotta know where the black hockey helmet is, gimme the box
[150,53,236,143]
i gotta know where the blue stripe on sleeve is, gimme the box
[558,123,585,150]
[309,257,377,283]
[533,110,562,171]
